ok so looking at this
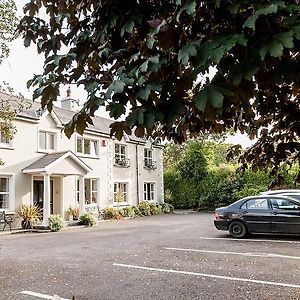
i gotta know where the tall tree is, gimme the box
[0,1,30,164]
[18,1,300,177]
[0,0,17,63]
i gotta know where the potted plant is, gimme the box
[16,204,42,229]
[67,207,80,221]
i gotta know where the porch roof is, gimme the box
[22,151,92,175]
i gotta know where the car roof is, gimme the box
[230,194,300,206]
[241,194,297,200]
[261,189,300,195]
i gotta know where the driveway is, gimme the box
[0,212,300,300]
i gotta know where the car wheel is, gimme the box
[228,221,247,238]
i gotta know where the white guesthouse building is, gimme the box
[0,93,164,225]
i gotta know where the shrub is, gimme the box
[67,207,80,220]
[199,167,239,210]
[156,204,162,214]
[138,201,151,216]
[132,206,142,217]
[79,213,97,226]
[16,204,42,229]
[161,203,174,213]
[149,203,162,215]
[164,189,173,203]
[48,214,65,232]
[122,206,135,218]
[103,207,122,220]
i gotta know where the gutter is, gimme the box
[136,142,140,205]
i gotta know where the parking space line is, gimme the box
[114,263,300,289]
[199,237,300,244]
[166,247,300,260]
[19,291,69,300]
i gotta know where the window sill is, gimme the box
[0,210,14,215]
[76,153,100,159]
[37,149,57,154]
[0,145,14,150]
[113,202,129,207]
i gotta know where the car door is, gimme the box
[270,197,300,234]
[240,198,272,233]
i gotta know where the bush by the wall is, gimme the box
[121,206,135,218]
[79,213,97,226]
[103,207,122,220]
[149,203,161,215]
[48,214,65,232]
[138,201,151,216]
[132,206,142,217]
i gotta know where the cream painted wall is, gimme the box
[0,109,164,216]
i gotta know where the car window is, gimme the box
[245,199,269,210]
[270,198,300,210]
[282,194,300,201]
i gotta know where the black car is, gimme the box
[214,195,300,238]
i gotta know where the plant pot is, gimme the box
[73,216,79,221]
[21,219,33,229]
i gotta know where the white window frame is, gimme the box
[38,129,56,152]
[0,131,14,149]
[84,178,99,206]
[144,148,153,167]
[114,143,129,166]
[76,136,99,158]
[143,182,156,202]
[0,175,14,211]
[115,143,127,160]
[113,182,129,205]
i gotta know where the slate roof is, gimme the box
[1,91,147,143]
[22,151,69,171]
[22,151,91,172]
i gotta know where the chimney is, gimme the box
[61,86,80,111]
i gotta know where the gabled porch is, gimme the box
[22,151,92,226]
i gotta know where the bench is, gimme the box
[0,211,12,231]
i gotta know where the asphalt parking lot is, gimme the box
[0,212,300,300]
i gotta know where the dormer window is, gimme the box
[76,137,99,157]
[39,130,55,151]
[114,144,130,167]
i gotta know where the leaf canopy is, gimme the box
[18,0,300,177]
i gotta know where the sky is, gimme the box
[0,0,255,148]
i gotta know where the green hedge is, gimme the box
[164,165,284,210]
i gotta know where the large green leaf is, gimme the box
[106,80,125,98]
[121,20,134,37]
[196,88,209,112]
[275,31,294,48]
[243,2,284,29]
[178,43,197,65]
[209,87,224,109]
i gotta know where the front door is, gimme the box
[33,180,53,215]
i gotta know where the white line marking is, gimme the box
[19,291,69,300]
[114,263,300,289]
[166,247,300,260]
[199,236,300,244]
